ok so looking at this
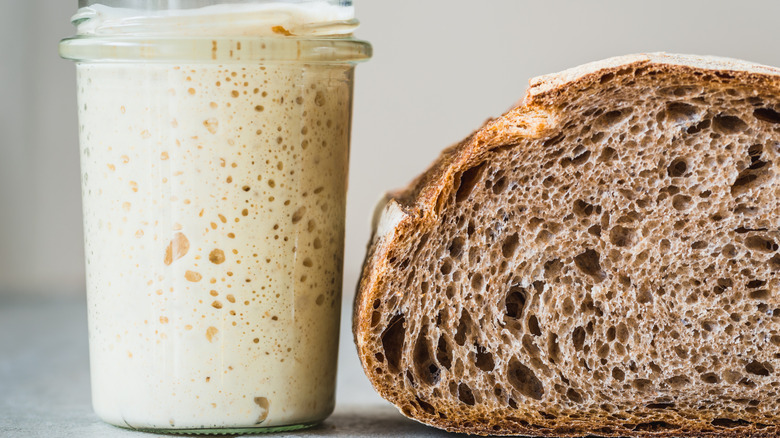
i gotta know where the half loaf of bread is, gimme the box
[354,53,780,437]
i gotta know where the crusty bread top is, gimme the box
[528,53,780,104]
[373,53,780,230]
[354,53,780,437]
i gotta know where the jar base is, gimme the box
[122,421,319,435]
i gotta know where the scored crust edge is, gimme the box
[353,52,780,436]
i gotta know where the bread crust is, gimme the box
[353,53,780,437]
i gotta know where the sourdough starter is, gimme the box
[74,2,357,430]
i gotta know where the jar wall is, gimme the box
[77,60,353,431]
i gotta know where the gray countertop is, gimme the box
[0,296,461,438]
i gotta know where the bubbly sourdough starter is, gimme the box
[76,3,355,430]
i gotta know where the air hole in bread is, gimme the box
[713,114,748,134]
[415,396,435,415]
[475,345,495,371]
[527,315,542,336]
[754,107,780,124]
[568,146,591,167]
[385,294,398,311]
[701,372,720,384]
[598,146,617,162]
[413,327,440,386]
[745,360,772,376]
[749,159,769,171]
[492,176,508,195]
[561,297,575,317]
[457,383,476,405]
[609,225,636,248]
[543,133,566,148]
[744,235,778,253]
[543,258,562,278]
[747,279,766,288]
[572,326,586,351]
[573,199,594,217]
[435,337,452,370]
[691,240,707,250]
[672,194,692,211]
[597,342,610,358]
[444,284,455,299]
[501,233,520,258]
[606,326,616,342]
[454,310,472,346]
[664,102,699,123]
[748,143,764,159]
[574,249,606,281]
[667,158,688,177]
[599,72,615,84]
[439,259,453,275]
[686,118,711,134]
[466,219,476,238]
[381,314,405,373]
[739,377,757,388]
[507,358,544,400]
[647,402,675,409]
[547,334,561,364]
[455,162,486,203]
[406,370,416,387]
[596,108,632,128]
[566,388,583,403]
[448,237,465,258]
[732,159,773,196]
[665,375,690,388]
[712,418,752,428]
[606,366,624,383]
[659,84,699,96]
[504,286,527,319]
[632,379,652,392]
[721,244,738,258]
[701,321,717,332]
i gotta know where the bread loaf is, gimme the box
[353,53,780,437]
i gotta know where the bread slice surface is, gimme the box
[354,53,780,437]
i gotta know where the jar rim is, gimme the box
[59,35,372,63]
[78,0,352,8]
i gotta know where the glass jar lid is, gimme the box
[78,0,351,7]
[73,0,357,37]
[61,0,371,63]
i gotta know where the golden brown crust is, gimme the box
[353,53,780,437]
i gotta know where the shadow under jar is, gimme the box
[60,0,371,433]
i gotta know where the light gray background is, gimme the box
[2,0,780,297]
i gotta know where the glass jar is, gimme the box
[60,0,370,433]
